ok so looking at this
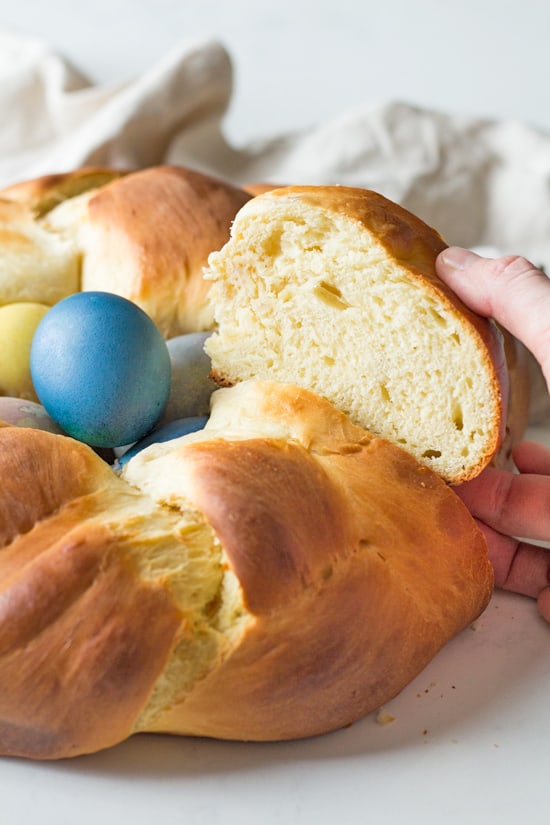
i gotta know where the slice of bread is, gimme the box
[204,186,509,483]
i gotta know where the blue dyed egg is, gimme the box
[117,415,208,468]
[159,332,218,425]
[30,292,171,448]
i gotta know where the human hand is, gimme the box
[435,247,550,620]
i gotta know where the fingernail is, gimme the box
[439,247,481,271]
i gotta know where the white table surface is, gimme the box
[1,2,550,823]
[2,588,549,825]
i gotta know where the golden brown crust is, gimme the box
[0,428,182,759]
[146,435,491,741]
[287,185,449,267]
[0,167,128,217]
[127,381,493,742]
[79,166,251,336]
[0,428,111,545]
[0,164,252,337]
[0,522,181,759]
[0,381,493,757]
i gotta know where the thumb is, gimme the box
[436,247,550,388]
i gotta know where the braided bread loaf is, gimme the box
[0,169,531,762]
[0,165,251,336]
[0,380,492,760]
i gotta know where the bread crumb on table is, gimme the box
[376,708,396,726]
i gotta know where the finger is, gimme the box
[537,587,550,622]
[455,466,550,541]
[435,248,550,388]
[475,520,550,600]
[512,440,550,475]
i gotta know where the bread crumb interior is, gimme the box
[205,201,497,481]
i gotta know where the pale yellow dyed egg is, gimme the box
[0,302,50,400]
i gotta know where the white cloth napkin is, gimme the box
[2,31,550,270]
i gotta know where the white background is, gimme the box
[1,2,550,823]
[1,0,550,145]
